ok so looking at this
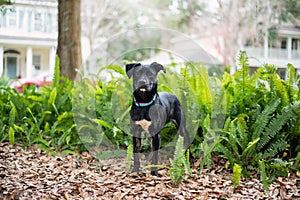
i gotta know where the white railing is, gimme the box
[244,47,300,60]
[268,48,288,59]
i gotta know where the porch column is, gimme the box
[49,46,56,73]
[287,37,292,60]
[264,33,268,59]
[0,45,3,76]
[26,47,33,78]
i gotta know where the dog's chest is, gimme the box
[135,119,151,133]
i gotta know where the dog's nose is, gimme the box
[138,80,147,87]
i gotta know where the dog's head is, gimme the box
[126,62,166,93]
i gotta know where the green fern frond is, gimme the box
[53,55,60,88]
[286,64,296,102]
[235,114,249,150]
[259,160,269,193]
[227,120,240,157]
[173,135,186,162]
[262,138,287,159]
[9,101,16,127]
[256,105,293,152]
[251,98,281,141]
[232,163,242,188]
[169,135,191,185]
[127,143,133,171]
[273,77,289,105]
[193,65,212,112]
[199,129,222,170]
[100,65,126,76]
[242,137,260,161]
[238,50,249,74]
[214,144,235,168]
[8,127,15,146]
[286,63,295,88]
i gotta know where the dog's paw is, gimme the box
[132,167,140,173]
[151,170,159,176]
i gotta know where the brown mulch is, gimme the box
[0,143,299,200]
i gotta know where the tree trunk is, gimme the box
[57,0,82,80]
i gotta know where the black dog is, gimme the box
[126,62,190,176]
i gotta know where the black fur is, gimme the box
[126,62,190,176]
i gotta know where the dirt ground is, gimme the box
[0,142,299,199]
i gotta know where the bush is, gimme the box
[0,52,299,188]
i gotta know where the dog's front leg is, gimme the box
[150,133,160,176]
[132,124,142,173]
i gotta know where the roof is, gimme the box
[277,26,300,38]
[142,36,222,66]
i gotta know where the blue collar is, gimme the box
[134,94,157,107]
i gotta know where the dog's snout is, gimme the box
[138,80,147,87]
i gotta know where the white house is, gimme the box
[0,0,57,79]
[244,26,300,79]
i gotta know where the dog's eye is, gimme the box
[135,70,143,77]
[146,71,154,77]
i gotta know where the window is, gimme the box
[279,70,286,80]
[281,39,287,49]
[34,12,42,31]
[292,38,299,50]
[33,55,41,70]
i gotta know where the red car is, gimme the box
[9,73,53,92]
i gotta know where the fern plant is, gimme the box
[259,160,269,192]
[232,163,242,188]
[127,143,133,171]
[215,51,300,190]
[169,135,192,185]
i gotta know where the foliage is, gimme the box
[127,143,133,171]
[0,0,12,14]
[0,59,81,155]
[0,51,299,188]
[169,135,192,185]
[259,160,269,192]
[213,51,300,191]
[232,163,242,188]
[0,75,10,86]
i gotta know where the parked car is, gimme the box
[9,73,53,92]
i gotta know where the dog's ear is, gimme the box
[125,63,141,78]
[150,62,166,74]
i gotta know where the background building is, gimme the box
[245,26,300,79]
[0,0,57,79]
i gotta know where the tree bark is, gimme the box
[57,0,82,80]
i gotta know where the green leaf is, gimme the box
[242,137,260,158]
[48,87,57,105]
[105,65,126,75]
[48,88,59,115]
[259,160,269,193]
[8,127,15,146]
[232,163,242,188]
[13,125,24,133]
[53,55,60,88]
[126,143,133,171]
[93,119,113,129]
[9,101,16,127]
[61,150,77,155]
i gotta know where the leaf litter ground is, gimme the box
[0,143,299,199]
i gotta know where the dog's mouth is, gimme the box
[137,84,152,92]
[139,87,147,92]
